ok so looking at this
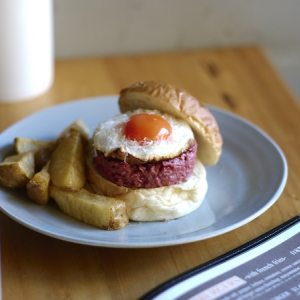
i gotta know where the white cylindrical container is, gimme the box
[0,0,54,103]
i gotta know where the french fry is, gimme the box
[26,162,51,204]
[1,119,132,231]
[0,152,35,188]
[14,120,90,171]
[14,137,55,154]
[14,137,57,170]
[49,186,129,230]
[58,119,90,142]
[49,131,86,191]
[34,142,58,171]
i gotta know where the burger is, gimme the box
[86,81,222,221]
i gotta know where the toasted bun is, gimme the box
[119,81,222,165]
[86,148,207,221]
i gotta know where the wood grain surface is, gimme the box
[0,46,300,300]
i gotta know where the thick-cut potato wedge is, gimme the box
[14,137,57,170]
[0,152,35,188]
[34,142,58,171]
[26,162,51,204]
[58,119,90,142]
[49,131,86,191]
[49,186,128,230]
[14,120,90,171]
[14,137,55,154]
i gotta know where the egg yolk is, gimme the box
[124,113,172,143]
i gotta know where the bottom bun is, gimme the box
[86,149,208,221]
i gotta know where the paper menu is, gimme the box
[141,215,300,300]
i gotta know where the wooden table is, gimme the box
[0,46,300,300]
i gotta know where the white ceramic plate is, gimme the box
[0,96,288,248]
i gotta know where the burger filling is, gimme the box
[92,109,197,189]
[93,141,197,188]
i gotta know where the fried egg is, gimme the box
[93,109,195,162]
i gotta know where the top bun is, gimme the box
[119,81,222,165]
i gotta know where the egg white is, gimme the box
[93,109,195,161]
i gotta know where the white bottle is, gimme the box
[0,0,54,103]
